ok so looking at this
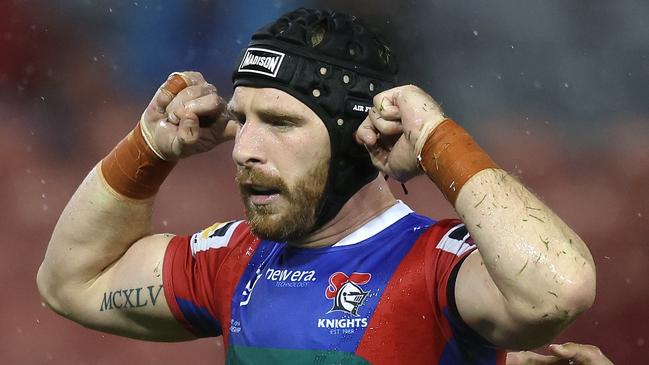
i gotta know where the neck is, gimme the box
[291,176,397,248]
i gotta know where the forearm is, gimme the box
[416,116,595,319]
[38,166,156,303]
[456,168,595,316]
[38,119,176,308]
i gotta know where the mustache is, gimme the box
[235,168,288,193]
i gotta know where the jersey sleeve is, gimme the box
[162,220,244,338]
[425,219,500,350]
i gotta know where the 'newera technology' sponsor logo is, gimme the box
[238,47,285,78]
[265,268,317,288]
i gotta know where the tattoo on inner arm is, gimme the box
[99,285,163,312]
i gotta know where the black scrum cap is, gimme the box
[232,8,398,230]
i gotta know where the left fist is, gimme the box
[355,85,446,182]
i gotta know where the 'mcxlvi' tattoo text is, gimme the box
[100,285,163,311]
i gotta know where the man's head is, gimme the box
[231,8,398,241]
[231,87,330,242]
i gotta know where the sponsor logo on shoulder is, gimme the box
[191,220,240,255]
[238,47,285,78]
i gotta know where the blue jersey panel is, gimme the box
[228,213,434,353]
[176,297,222,337]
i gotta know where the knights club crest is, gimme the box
[325,272,372,316]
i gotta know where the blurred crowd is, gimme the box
[1,1,647,364]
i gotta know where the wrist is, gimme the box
[138,117,168,161]
[100,123,177,200]
[414,115,446,157]
[417,119,499,205]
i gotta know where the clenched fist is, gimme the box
[140,71,238,160]
[355,85,446,182]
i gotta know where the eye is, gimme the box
[269,118,295,128]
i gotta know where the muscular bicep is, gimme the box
[67,234,195,341]
[454,250,564,349]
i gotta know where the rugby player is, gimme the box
[38,8,596,364]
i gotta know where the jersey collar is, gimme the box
[332,200,413,247]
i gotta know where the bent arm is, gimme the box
[37,166,193,341]
[356,85,596,350]
[37,71,233,341]
[454,169,596,349]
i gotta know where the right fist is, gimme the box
[140,71,237,160]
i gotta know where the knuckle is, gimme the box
[207,93,220,105]
[405,83,419,90]
[185,71,205,83]
[372,91,390,106]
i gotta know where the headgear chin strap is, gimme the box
[232,8,398,231]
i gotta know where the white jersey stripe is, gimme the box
[191,220,243,256]
[436,224,474,256]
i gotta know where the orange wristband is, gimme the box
[100,124,176,199]
[418,119,499,205]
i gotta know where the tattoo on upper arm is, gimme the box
[99,285,164,312]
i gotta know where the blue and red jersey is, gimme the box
[163,202,505,364]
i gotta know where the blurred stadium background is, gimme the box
[1,0,647,363]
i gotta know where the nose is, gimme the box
[232,119,267,168]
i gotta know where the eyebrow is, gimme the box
[228,104,306,124]
[257,109,305,124]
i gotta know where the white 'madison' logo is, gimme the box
[238,47,286,78]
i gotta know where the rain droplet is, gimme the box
[162,220,168,227]
[472,30,479,36]
[563,82,569,88]
[638,338,645,347]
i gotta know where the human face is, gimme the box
[230,87,331,242]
